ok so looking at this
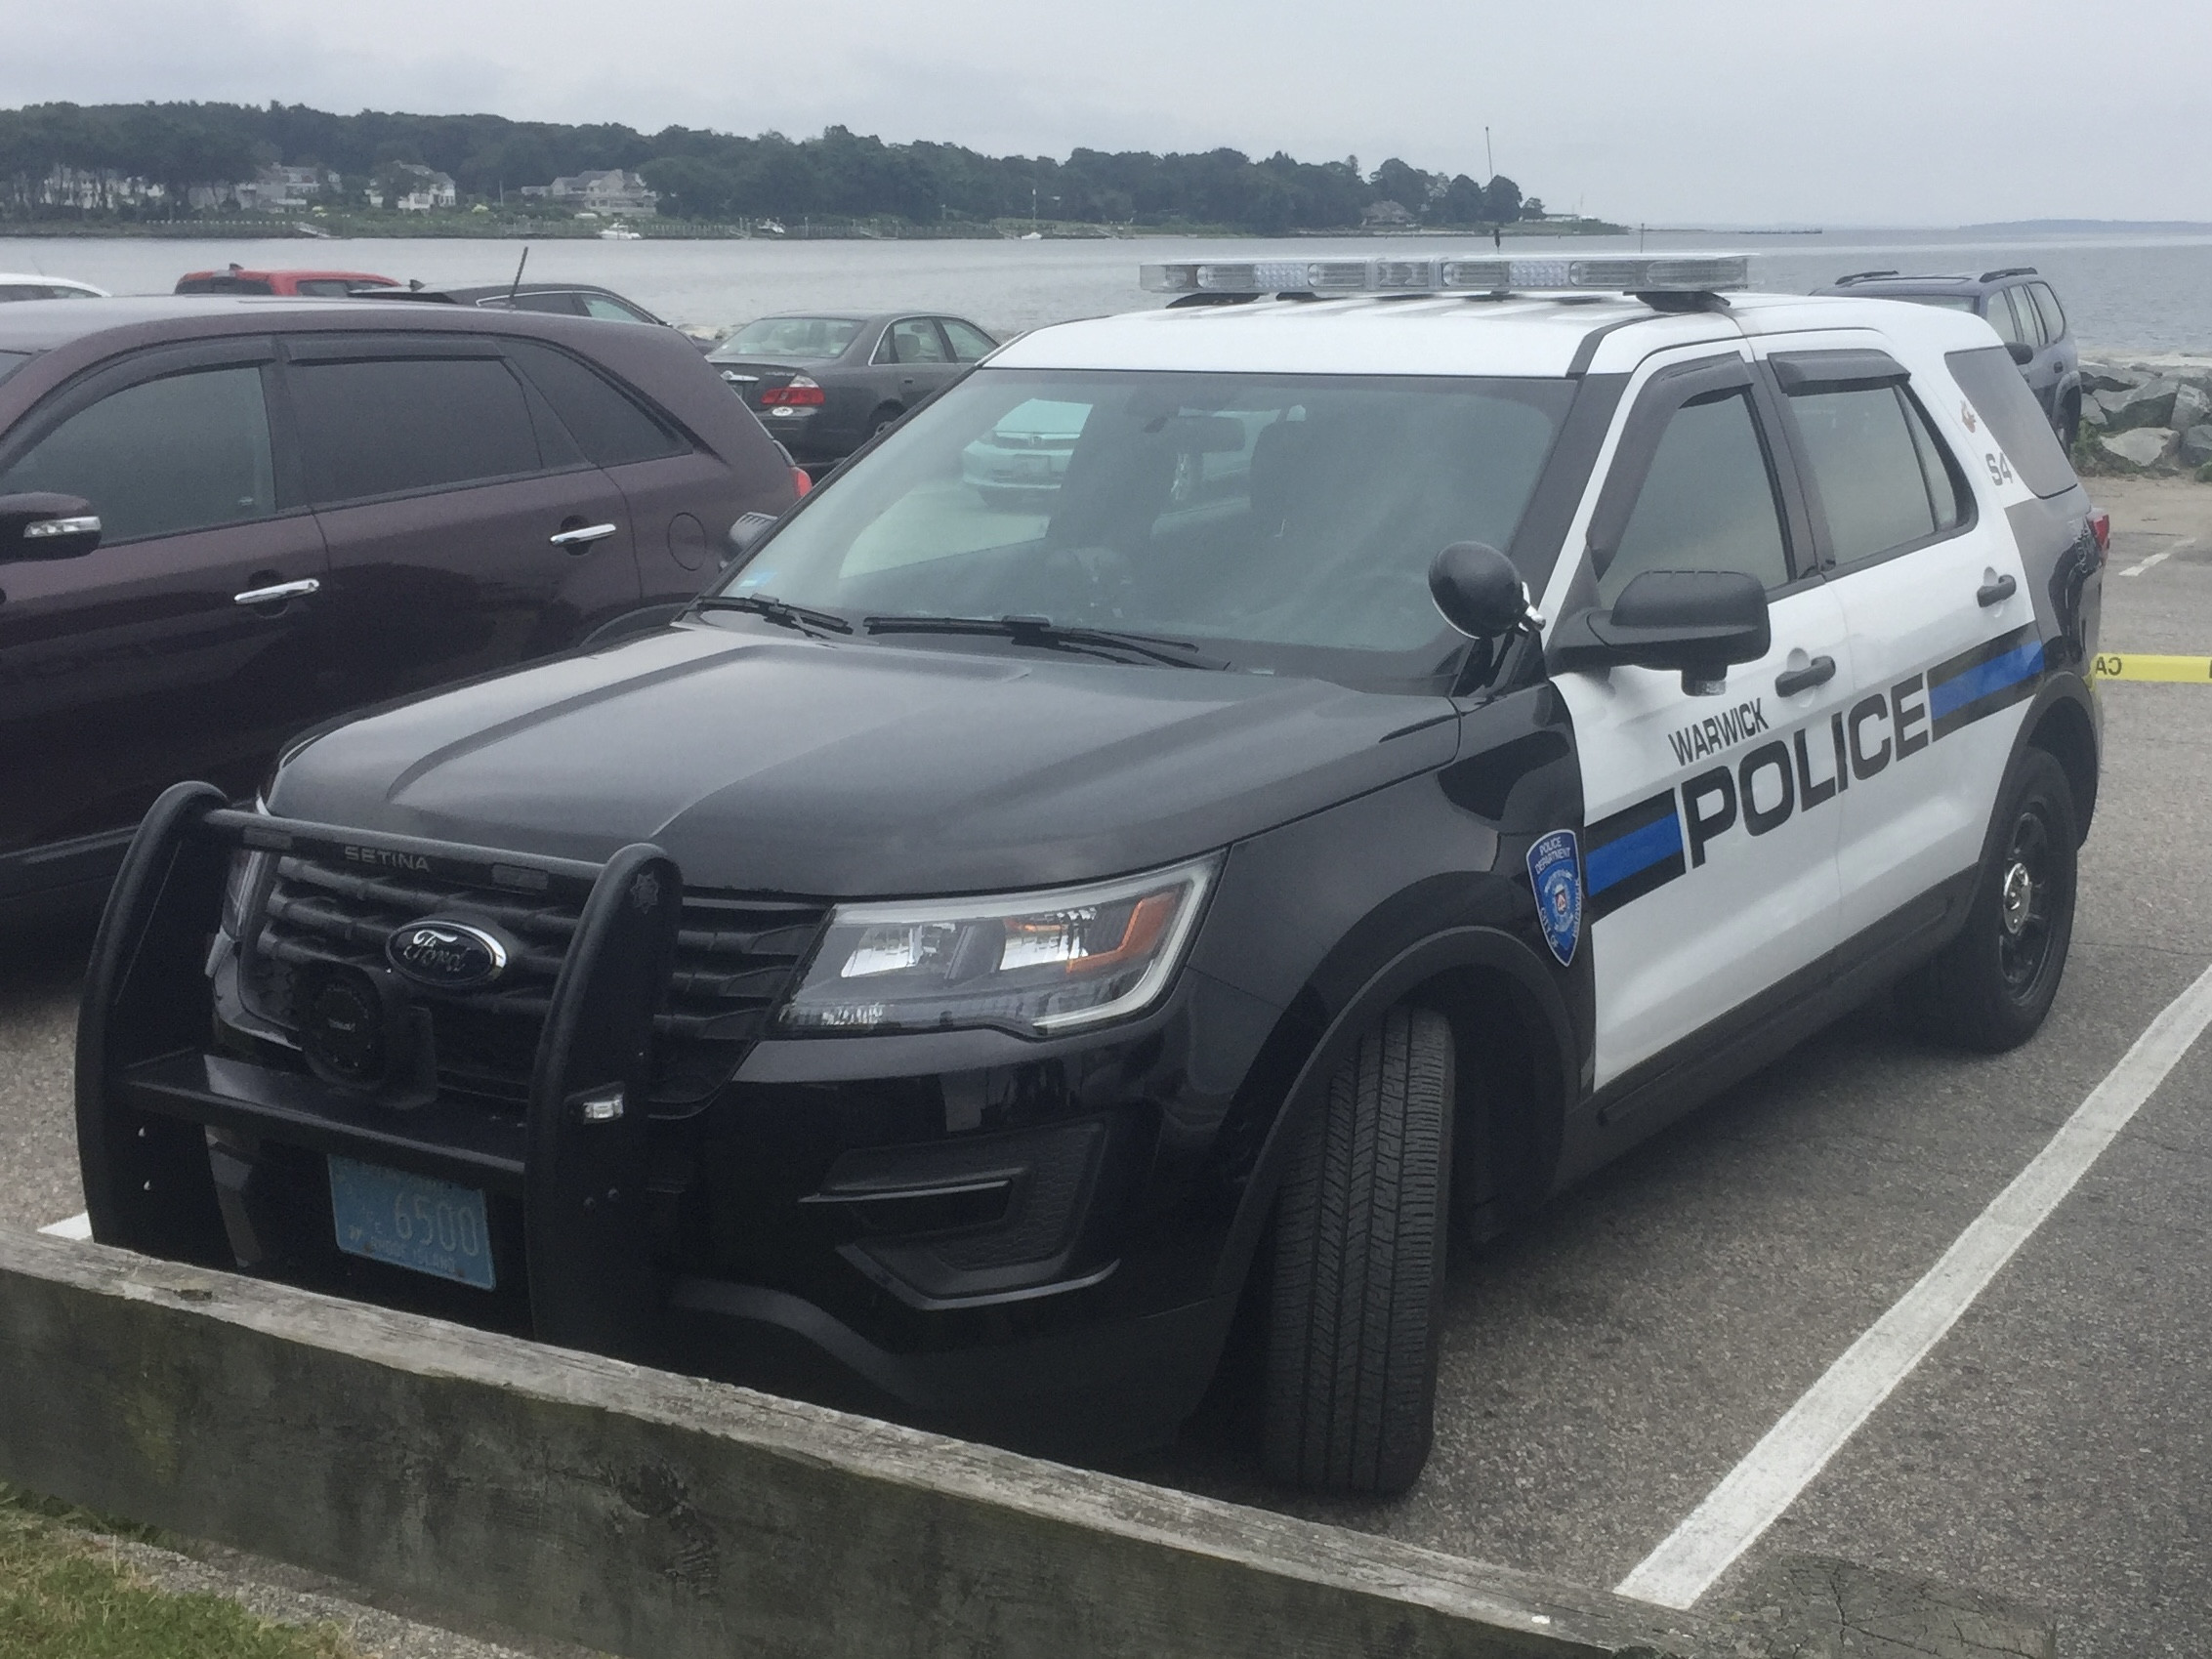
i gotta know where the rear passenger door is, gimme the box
[1548,352,1852,1089]
[1761,341,2025,944]
[284,334,641,707]
[0,338,329,860]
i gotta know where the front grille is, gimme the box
[241,854,826,1112]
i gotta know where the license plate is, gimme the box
[328,1156,495,1290]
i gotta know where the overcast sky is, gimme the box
[8,0,2208,226]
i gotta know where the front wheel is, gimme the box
[1262,1005,1453,1495]
[1897,748,2078,1051]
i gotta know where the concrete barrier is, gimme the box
[0,1227,1726,1659]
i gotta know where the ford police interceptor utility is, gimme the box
[78,255,2105,1496]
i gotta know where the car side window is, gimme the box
[1988,289,2036,348]
[1599,389,1791,604]
[1786,385,1962,566]
[939,319,995,363]
[498,292,583,315]
[0,365,275,543]
[579,294,650,323]
[888,319,951,365]
[502,340,686,467]
[290,354,542,504]
[2029,283,2067,344]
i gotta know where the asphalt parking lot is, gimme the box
[4,476,2209,1654]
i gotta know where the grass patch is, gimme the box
[0,1486,353,1659]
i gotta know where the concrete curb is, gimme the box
[0,1227,1725,1659]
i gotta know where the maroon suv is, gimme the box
[0,296,799,917]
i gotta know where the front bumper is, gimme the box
[76,788,1261,1451]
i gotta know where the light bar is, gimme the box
[1140,254,1750,297]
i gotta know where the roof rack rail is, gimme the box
[1979,266,2038,282]
[1832,270,1899,285]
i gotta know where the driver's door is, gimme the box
[1545,353,1852,1089]
[0,340,329,868]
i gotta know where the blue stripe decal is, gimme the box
[1930,639,2044,721]
[1586,812,1684,894]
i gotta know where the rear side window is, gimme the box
[0,365,275,542]
[499,292,583,316]
[1945,347,2080,499]
[580,294,654,323]
[1786,385,1966,565]
[885,319,950,365]
[2030,283,2067,343]
[503,340,686,467]
[292,355,542,503]
[176,276,274,296]
[1601,390,1791,602]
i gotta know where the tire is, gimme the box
[1897,748,2078,1052]
[2056,395,2081,454]
[1263,1005,1453,1495]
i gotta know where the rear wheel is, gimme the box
[1897,748,2078,1051]
[1262,1005,1453,1495]
[2056,394,2081,453]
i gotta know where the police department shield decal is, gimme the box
[1526,830,1582,968]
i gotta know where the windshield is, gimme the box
[718,317,865,359]
[716,368,1573,685]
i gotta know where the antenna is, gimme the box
[1484,127,1494,180]
[506,245,529,307]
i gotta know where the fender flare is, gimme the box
[1207,924,1577,1300]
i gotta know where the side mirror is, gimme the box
[1548,568,1770,696]
[2006,340,2035,367]
[724,511,776,565]
[0,493,102,562]
[1429,541,1538,640]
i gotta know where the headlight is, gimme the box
[777,855,1218,1037]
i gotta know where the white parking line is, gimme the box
[2121,536,2193,577]
[1615,957,2212,1609]
[37,1212,90,1240]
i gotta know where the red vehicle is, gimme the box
[175,266,400,297]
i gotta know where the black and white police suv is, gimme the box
[80,254,2107,1495]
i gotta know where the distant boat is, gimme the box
[598,222,642,241]
[757,219,787,236]
[1021,230,1043,241]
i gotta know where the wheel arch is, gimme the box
[1208,925,1576,1301]
[2024,678,2099,842]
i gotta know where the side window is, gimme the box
[940,319,996,363]
[291,354,542,504]
[0,365,275,543]
[1600,390,1791,603]
[1945,347,2080,499]
[1786,385,1961,565]
[2030,283,2067,344]
[579,294,651,323]
[497,292,584,316]
[888,319,950,365]
[1986,289,2034,348]
[503,340,686,467]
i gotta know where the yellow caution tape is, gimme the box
[2093,653,2212,682]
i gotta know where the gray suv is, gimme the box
[1815,268,2081,447]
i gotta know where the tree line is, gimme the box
[0,102,1548,232]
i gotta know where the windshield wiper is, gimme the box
[861,614,1227,670]
[692,593,854,637]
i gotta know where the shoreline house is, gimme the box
[389,164,459,212]
[235,165,338,212]
[522,169,659,218]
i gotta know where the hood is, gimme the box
[270,623,1459,897]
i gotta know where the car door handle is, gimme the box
[1978,574,2018,607]
[231,578,319,605]
[549,522,618,549]
[1774,655,1837,698]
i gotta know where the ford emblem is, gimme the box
[386,919,510,989]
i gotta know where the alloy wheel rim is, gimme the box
[1997,807,2056,999]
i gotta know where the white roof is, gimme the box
[986,290,2003,381]
[0,274,108,298]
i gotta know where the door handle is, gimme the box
[550,522,618,549]
[1774,655,1837,698]
[1978,574,2018,607]
[231,578,319,606]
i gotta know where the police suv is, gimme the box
[80,255,2105,1496]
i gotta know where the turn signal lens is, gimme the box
[777,856,1219,1036]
